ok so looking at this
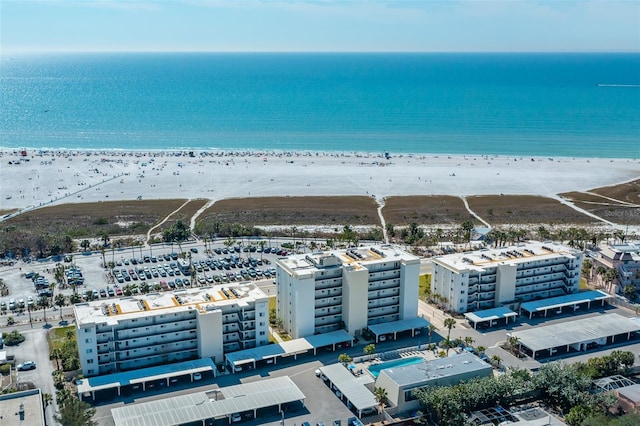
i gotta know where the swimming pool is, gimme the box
[367,356,425,378]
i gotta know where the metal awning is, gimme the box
[368,317,430,336]
[464,307,517,323]
[319,364,376,412]
[511,313,640,352]
[112,376,305,426]
[520,290,611,314]
[76,358,216,395]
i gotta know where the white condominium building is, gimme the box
[275,245,420,339]
[74,284,269,377]
[431,241,583,314]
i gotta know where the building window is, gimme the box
[87,359,94,364]
[85,328,91,333]
[85,338,92,343]
[88,369,94,375]
[259,331,265,336]
[86,349,93,354]
[259,312,264,317]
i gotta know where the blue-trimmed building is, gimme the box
[432,241,583,314]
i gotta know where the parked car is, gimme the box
[17,361,36,371]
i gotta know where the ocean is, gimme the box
[1,53,639,158]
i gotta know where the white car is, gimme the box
[17,361,36,371]
[230,413,242,423]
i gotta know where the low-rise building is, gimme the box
[0,389,45,426]
[591,243,640,292]
[275,245,420,339]
[431,241,583,313]
[74,283,269,377]
[375,352,493,413]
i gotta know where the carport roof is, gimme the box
[319,364,376,411]
[520,290,611,313]
[464,307,517,323]
[368,317,431,336]
[76,358,215,395]
[226,330,354,366]
[304,329,353,348]
[510,313,640,353]
[111,376,305,426]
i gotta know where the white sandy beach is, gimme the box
[1,149,639,213]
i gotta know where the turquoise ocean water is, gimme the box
[1,53,639,157]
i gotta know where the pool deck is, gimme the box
[353,347,441,379]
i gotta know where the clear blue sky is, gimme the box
[2,0,639,53]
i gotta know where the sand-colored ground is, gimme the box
[2,149,638,211]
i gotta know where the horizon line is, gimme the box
[3,49,640,55]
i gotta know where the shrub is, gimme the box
[2,330,24,346]
[0,364,11,375]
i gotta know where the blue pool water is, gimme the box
[367,356,425,378]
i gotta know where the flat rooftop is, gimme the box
[277,244,419,276]
[433,241,581,272]
[74,282,268,326]
[378,352,492,387]
[0,389,44,426]
[511,313,640,353]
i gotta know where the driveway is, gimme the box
[8,328,57,425]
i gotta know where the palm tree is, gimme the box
[476,345,487,355]
[55,294,66,319]
[50,348,63,370]
[43,392,53,409]
[364,344,376,355]
[463,336,474,347]
[507,335,520,355]
[491,355,502,368]
[81,239,90,252]
[444,317,456,354]
[259,240,266,259]
[38,295,50,324]
[605,268,619,293]
[374,387,388,422]
[427,324,438,346]
[595,266,607,288]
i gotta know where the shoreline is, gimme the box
[1,146,639,161]
[1,148,639,214]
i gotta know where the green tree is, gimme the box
[55,294,66,319]
[80,240,90,252]
[427,324,438,346]
[54,397,97,426]
[443,317,456,354]
[38,296,50,324]
[364,344,376,355]
[374,387,388,422]
[338,353,352,367]
[50,348,63,370]
[43,392,53,409]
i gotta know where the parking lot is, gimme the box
[0,240,284,326]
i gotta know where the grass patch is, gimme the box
[382,196,474,226]
[268,296,276,311]
[419,274,432,298]
[4,199,189,238]
[467,195,595,225]
[49,326,76,351]
[196,196,380,227]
